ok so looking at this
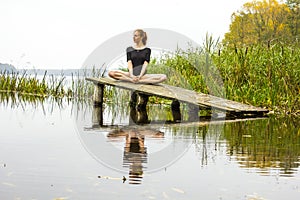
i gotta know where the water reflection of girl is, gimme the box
[108,29,167,84]
[107,128,164,184]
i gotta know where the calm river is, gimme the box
[0,94,299,200]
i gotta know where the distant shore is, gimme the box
[0,63,100,76]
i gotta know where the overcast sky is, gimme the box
[0,0,249,69]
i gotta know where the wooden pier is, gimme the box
[86,77,269,121]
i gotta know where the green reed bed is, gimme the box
[147,42,300,115]
[0,67,130,111]
[0,70,64,98]
[215,44,300,115]
[0,70,95,100]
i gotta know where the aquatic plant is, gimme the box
[0,68,98,100]
[214,43,300,115]
[147,38,300,115]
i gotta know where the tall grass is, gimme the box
[0,69,95,100]
[0,70,54,97]
[147,36,300,115]
[215,43,300,115]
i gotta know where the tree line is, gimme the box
[223,0,300,46]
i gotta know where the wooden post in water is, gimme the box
[137,93,148,109]
[129,106,149,125]
[92,105,103,127]
[92,83,104,127]
[130,92,148,109]
[171,100,181,122]
[93,83,104,106]
[187,103,199,121]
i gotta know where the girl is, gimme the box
[108,29,167,84]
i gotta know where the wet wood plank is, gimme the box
[86,77,269,115]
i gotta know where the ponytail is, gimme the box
[134,29,147,45]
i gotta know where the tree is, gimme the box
[223,0,292,46]
[286,0,300,39]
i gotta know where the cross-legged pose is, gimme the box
[108,29,167,84]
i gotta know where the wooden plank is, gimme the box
[86,77,269,114]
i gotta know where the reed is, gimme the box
[0,69,93,100]
[147,39,300,115]
[214,43,300,115]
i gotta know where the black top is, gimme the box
[126,46,151,76]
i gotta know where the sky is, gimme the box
[0,0,250,69]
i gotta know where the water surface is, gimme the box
[0,95,299,200]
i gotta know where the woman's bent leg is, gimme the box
[108,70,133,82]
[138,74,167,84]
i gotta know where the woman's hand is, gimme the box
[135,76,142,83]
[130,75,139,83]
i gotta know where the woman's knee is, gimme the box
[108,70,115,77]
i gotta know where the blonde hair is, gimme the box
[134,29,147,45]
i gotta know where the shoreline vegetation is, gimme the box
[0,37,299,116]
[147,37,300,116]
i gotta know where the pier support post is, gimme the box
[130,92,148,110]
[137,93,149,110]
[171,100,181,122]
[129,105,149,125]
[93,83,104,106]
[129,92,149,125]
[187,103,199,122]
[92,104,103,127]
[92,83,104,127]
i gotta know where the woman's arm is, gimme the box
[128,60,139,82]
[127,60,134,77]
[138,61,148,78]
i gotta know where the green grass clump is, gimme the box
[147,38,299,115]
[0,70,95,100]
[0,71,54,97]
[214,43,300,115]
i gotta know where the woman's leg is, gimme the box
[138,74,167,84]
[108,70,133,82]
